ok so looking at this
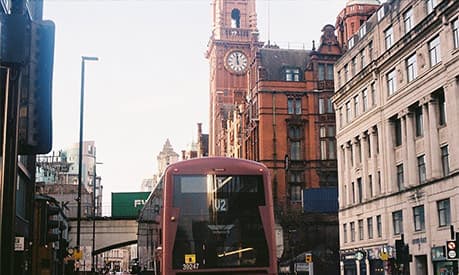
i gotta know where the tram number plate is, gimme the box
[183,263,199,270]
[215,198,227,212]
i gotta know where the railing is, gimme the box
[221,27,251,41]
[317,80,335,90]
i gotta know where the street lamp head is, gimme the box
[82,56,99,62]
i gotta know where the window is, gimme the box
[367,217,374,239]
[350,222,356,242]
[337,70,341,87]
[438,92,447,126]
[318,64,325,81]
[352,182,355,203]
[343,223,348,243]
[397,164,404,191]
[376,215,382,237]
[359,24,367,38]
[285,68,300,81]
[368,175,373,198]
[348,37,355,49]
[327,98,334,113]
[346,101,351,122]
[406,53,417,82]
[339,107,343,128]
[350,144,354,167]
[426,0,438,14]
[387,69,396,96]
[441,145,450,176]
[326,64,334,80]
[437,199,450,227]
[371,82,376,106]
[354,95,359,117]
[377,6,385,21]
[403,8,413,33]
[356,139,362,164]
[395,118,402,146]
[344,64,349,81]
[392,210,403,235]
[385,26,394,49]
[230,9,242,28]
[418,155,426,184]
[413,205,425,232]
[362,89,368,112]
[429,36,441,66]
[368,41,373,60]
[415,106,423,137]
[374,127,379,154]
[288,97,301,114]
[289,184,302,202]
[288,126,302,160]
[319,98,325,114]
[358,219,364,240]
[320,126,336,160]
[360,50,366,68]
[367,133,371,157]
[453,19,459,49]
[357,178,362,203]
[351,57,356,76]
[319,98,333,114]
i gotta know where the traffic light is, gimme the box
[305,253,312,263]
[40,201,60,244]
[395,239,404,265]
[18,20,55,155]
[395,239,410,265]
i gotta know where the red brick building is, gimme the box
[242,25,342,211]
[335,0,380,50]
[206,0,263,156]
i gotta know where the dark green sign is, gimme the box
[111,192,150,218]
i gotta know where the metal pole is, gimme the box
[91,155,96,273]
[77,56,97,272]
[0,66,20,275]
[76,57,85,253]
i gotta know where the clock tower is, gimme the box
[207,0,262,156]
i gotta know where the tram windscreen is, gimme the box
[172,175,269,270]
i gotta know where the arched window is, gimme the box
[231,9,241,28]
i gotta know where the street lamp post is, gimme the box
[76,56,98,269]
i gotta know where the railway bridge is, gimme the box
[68,218,138,256]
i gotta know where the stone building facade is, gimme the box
[333,0,459,274]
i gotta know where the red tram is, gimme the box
[138,157,277,275]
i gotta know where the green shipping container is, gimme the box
[111,192,151,218]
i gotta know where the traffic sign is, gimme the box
[446,240,457,260]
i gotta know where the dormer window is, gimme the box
[231,9,241,28]
[285,68,300,82]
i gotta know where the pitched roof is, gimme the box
[258,48,311,81]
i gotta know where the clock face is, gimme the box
[226,50,248,73]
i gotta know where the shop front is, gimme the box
[341,245,396,275]
[432,246,457,275]
[341,250,366,275]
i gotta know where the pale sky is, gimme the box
[42,0,345,215]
